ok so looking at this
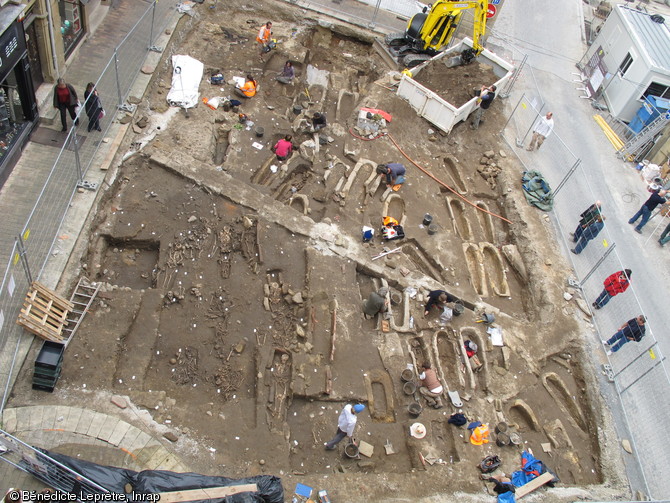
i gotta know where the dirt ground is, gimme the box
[10,1,611,501]
[412,62,498,107]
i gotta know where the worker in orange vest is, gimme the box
[257,21,272,58]
[470,423,490,445]
[235,75,258,99]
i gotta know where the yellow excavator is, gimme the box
[385,0,488,68]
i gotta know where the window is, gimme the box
[618,52,633,76]
[641,82,670,100]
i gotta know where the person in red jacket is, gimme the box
[271,135,294,161]
[593,269,632,310]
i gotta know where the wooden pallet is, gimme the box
[16,282,74,342]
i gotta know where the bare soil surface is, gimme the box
[10,2,612,501]
[412,61,499,107]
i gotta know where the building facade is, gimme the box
[0,0,108,184]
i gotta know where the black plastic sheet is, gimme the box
[40,450,283,503]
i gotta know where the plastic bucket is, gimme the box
[423,214,433,226]
[401,369,414,382]
[344,443,359,458]
[403,381,416,395]
[255,127,264,138]
[391,292,402,305]
[293,105,303,114]
[453,300,465,316]
[509,432,521,446]
[496,432,510,447]
[408,402,422,417]
[427,223,438,235]
[495,422,508,434]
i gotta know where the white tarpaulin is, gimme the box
[167,55,204,109]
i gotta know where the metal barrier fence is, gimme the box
[501,94,670,500]
[0,0,176,413]
[0,428,110,494]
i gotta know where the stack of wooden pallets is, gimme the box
[16,282,74,343]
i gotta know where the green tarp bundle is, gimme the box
[521,170,554,211]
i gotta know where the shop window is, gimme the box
[0,69,30,160]
[59,0,85,57]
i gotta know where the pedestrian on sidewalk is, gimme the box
[235,75,258,99]
[571,214,605,254]
[628,190,667,233]
[418,362,444,409]
[470,84,496,130]
[53,78,79,132]
[84,83,103,133]
[659,220,670,246]
[527,112,554,151]
[592,269,631,309]
[571,201,602,242]
[603,315,646,355]
[324,403,365,450]
[256,21,273,59]
[275,61,295,84]
[271,135,294,161]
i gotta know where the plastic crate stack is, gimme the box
[33,341,65,392]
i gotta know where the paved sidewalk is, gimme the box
[0,0,172,269]
[0,0,180,488]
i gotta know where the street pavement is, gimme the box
[491,0,670,498]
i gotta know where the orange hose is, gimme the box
[387,133,513,225]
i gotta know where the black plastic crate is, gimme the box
[35,341,65,370]
[34,367,62,379]
[32,375,59,387]
[32,383,55,393]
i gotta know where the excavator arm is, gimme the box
[416,0,487,53]
[384,0,489,68]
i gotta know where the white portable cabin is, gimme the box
[584,4,670,122]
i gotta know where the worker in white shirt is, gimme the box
[324,403,365,450]
[418,362,444,409]
[527,112,554,151]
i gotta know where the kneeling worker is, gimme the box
[424,289,458,316]
[363,287,389,319]
[235,75,258,99]
[311,112,327,132]
[418,362,444,409]
[376,163,406,189]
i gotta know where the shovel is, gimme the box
[475,313,495,324]
[384,439,396,455]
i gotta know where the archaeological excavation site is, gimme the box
[6,1,627,501]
